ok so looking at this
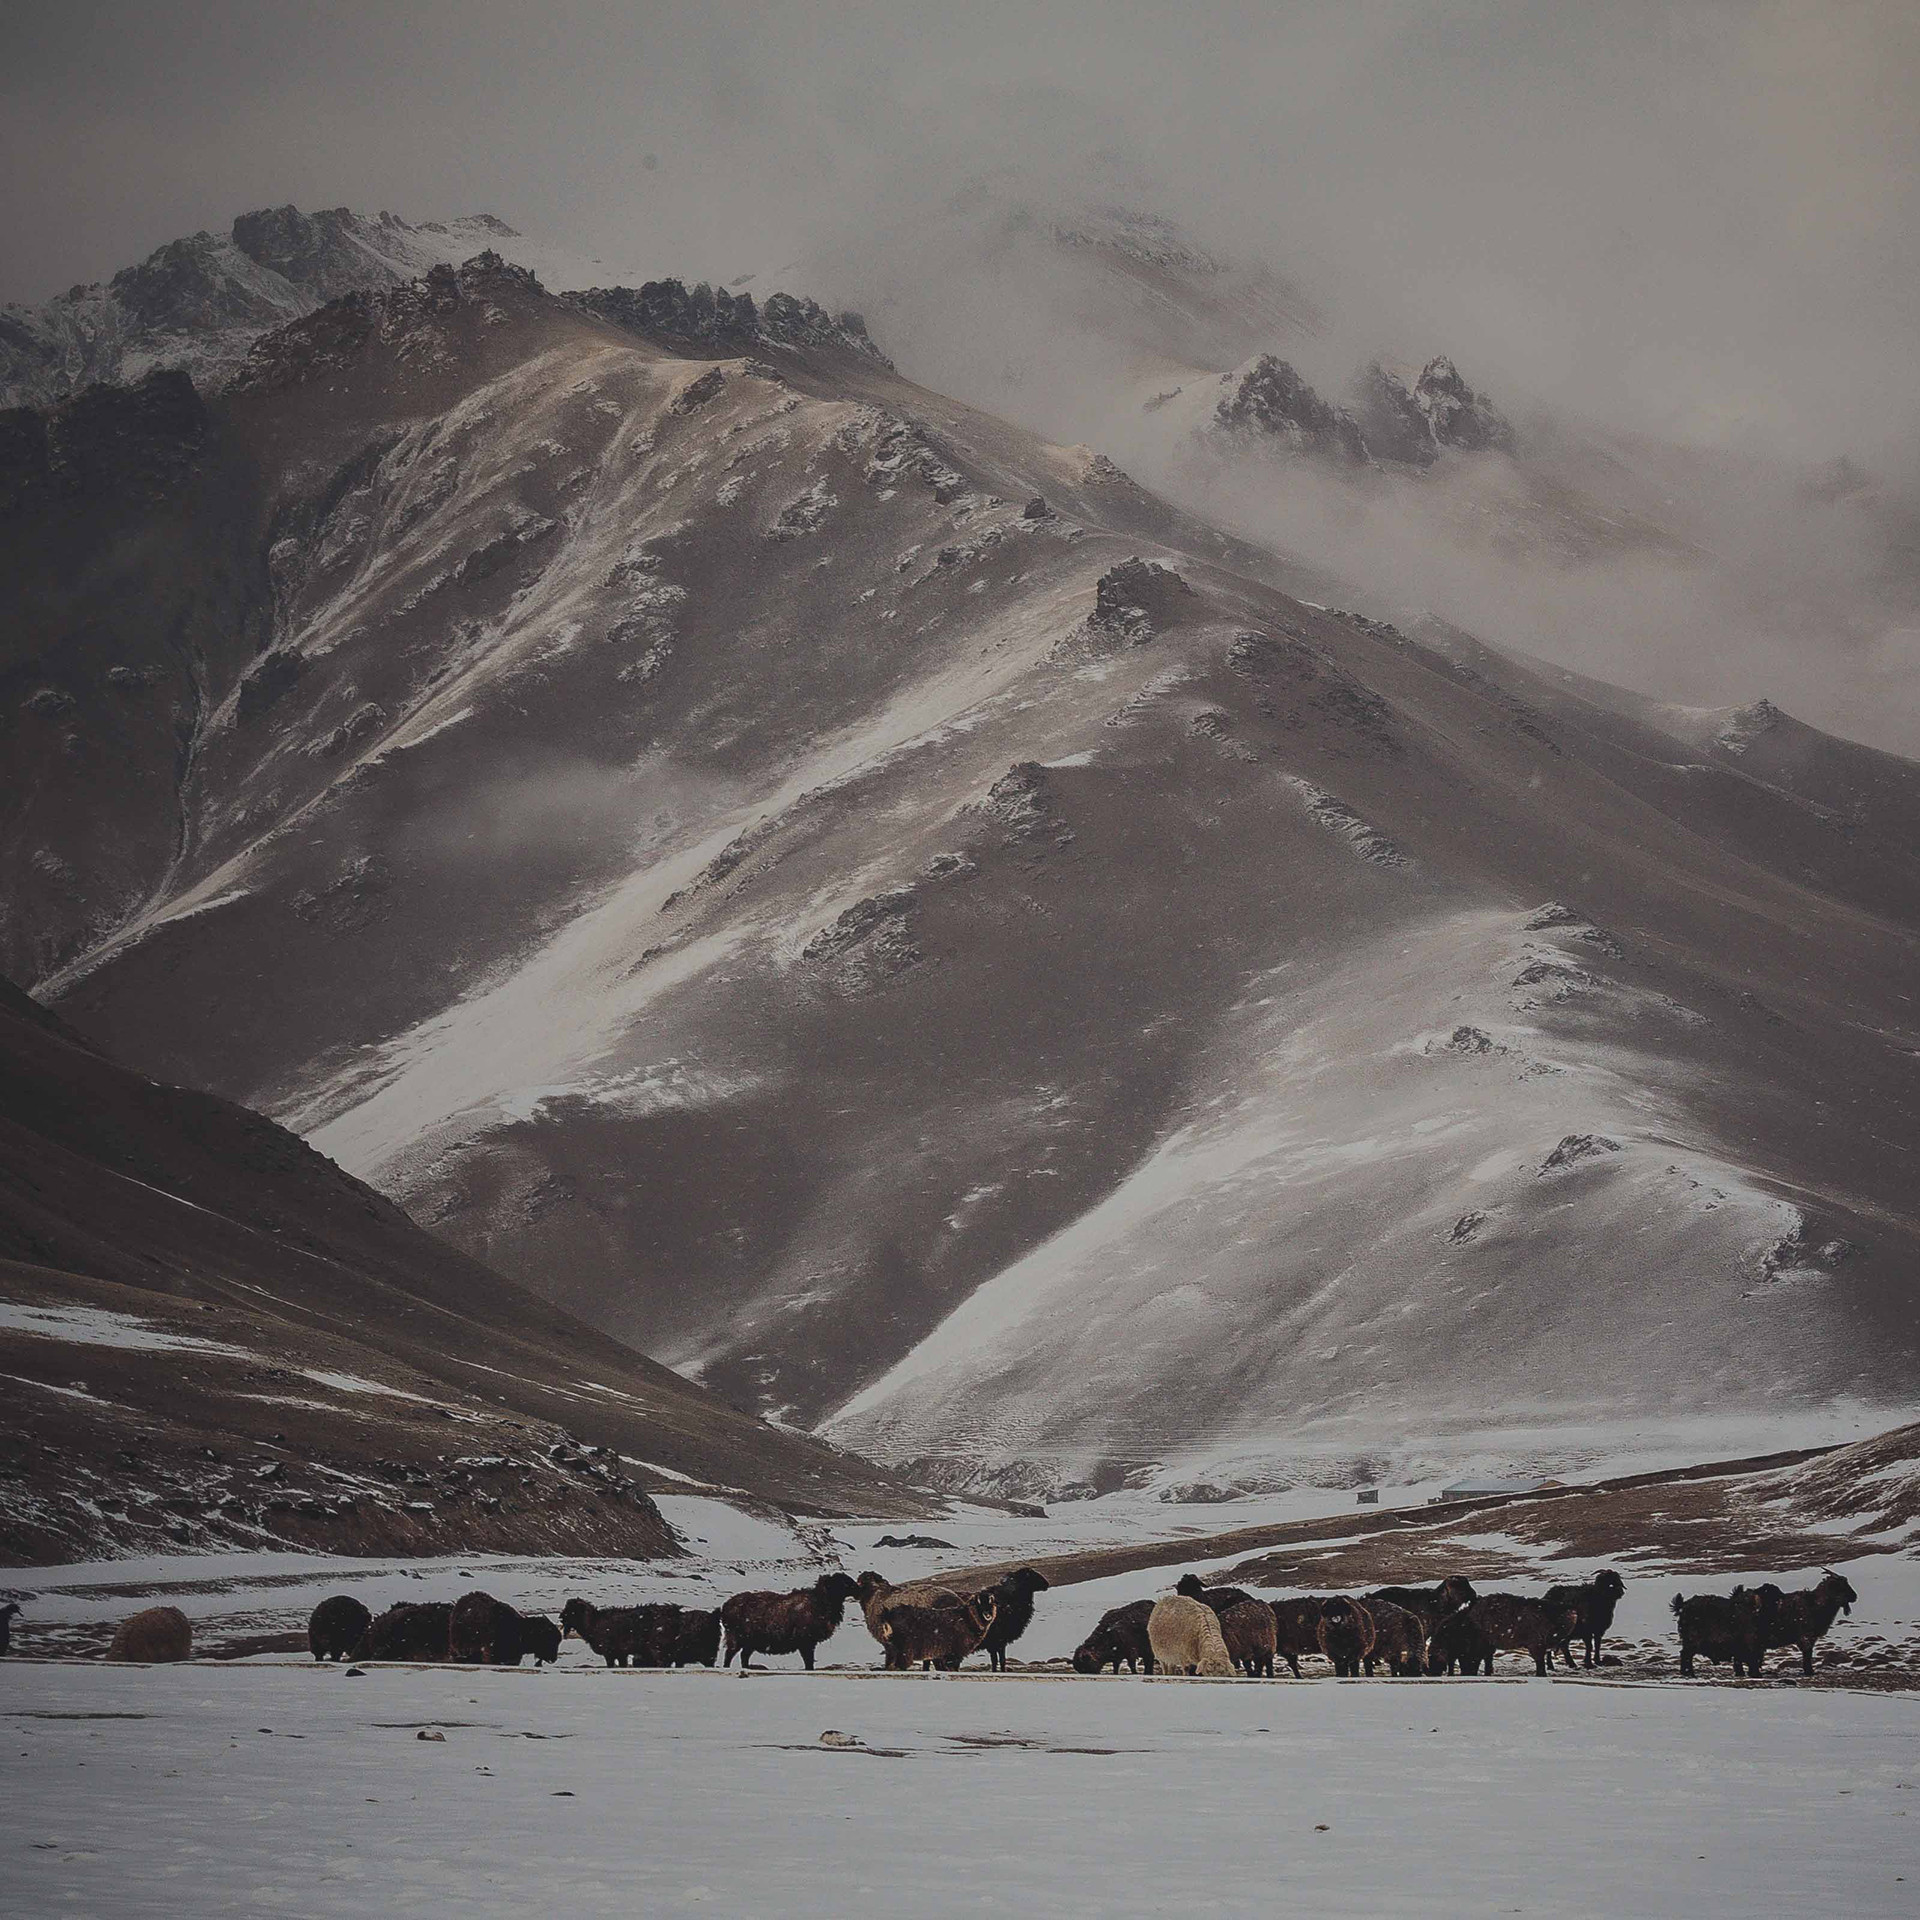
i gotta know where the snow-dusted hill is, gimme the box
[5,252,1919,1500]
[0,969,924,1565]
[756,177,1920,759]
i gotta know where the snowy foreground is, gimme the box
[6,1659,1917,1918]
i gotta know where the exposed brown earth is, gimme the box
[0,975,928,1565]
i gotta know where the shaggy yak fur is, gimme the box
[521,1614,564,1665]
[0,1600,21,1657]
[559,1597,650,1667]
[1174,1574,1258,1616]
[608,1603,721,1668]
[1220,1599,1278,1677]
[449,1592,560,1666]
[1426,1607,1493,1676]
[665,1605,723,1668]
[1678,1572,1858,1678]
[1747,1571,1857,1676]
[1464,1595,1579,1676]
[854,1572,965,1661]
[1148,1595,1237,1677]
[1073,1599,1157,1674]
[975,1568,1050,1671]
[1269,1597,1327,1679]
[877,1593,999,1671]
[1362,1600,1428,1677]
[1541,1569,1627,1669]
[1316,1597,1376,1677]
[357,1602,453,1662]
[721,1573,862,1671]
[1365,1576,1477,1633]
[308,1595,372,1662]
[1672,1586,1771,1677]
[626,1603,683,1666]
[106,1605,192,1664]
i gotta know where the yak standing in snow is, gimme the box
[1749,1570,1857,1676]
[721,1573,862,1671]
[1541,1569,1626,1669]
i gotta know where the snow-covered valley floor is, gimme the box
[5,1658,1917,1918]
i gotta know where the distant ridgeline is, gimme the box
[570,279,890,366]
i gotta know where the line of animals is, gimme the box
[291,1564,1855,1681]
[0,1565,1855,1678]
[1081,1569,1857,1681]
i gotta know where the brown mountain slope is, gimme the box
[0,976,923,1562]
[4,257,1918,1500]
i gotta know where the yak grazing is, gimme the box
[357,1602,453,1662]
[105,1606,192,1663]
[1073,1599,1157,1675]
[1148,1595,1237,1677]
[308,1595,371,1662]
[449,1592,560,1666]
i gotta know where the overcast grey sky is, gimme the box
[5,1,1916,459]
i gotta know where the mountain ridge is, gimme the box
[5,250,1918,1500]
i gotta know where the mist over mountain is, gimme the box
[4,3,1919,1519]
[6,244,1918,1505]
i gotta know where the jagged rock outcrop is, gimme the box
[1090,556,1197,642]
[1350,361,1437,466]
[1715,699,1786,757]
[1352,356,1514,462]
[226,253,541,394]
[573,280,889,365]
[1413,355,1513,452]
[1214,355,1366,462]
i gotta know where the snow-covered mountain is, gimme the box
[0,205,671,410]
[6,252,1918,1502]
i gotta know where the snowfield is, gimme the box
[5,1659,1917,1917]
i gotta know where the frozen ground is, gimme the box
[4,1659,1917,1918]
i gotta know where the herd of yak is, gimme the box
[266,1563,1863,1682]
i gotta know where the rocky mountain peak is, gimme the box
[1350,361,1436,466]
[1214,354,1366,462]
[1413,354,1514,452]
[1350,355,1514,462]
[0,205,537,411]
[225,251,541,395]
[573,278,890,365]
[226,205,408,300]
[104,231,282,334]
